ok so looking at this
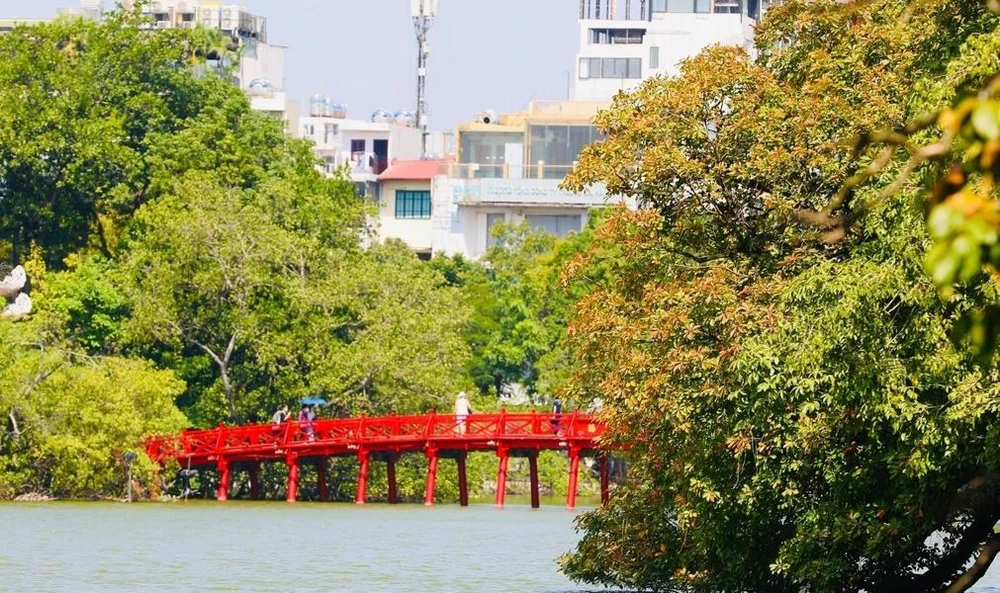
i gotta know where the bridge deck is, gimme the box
[147,411,608,508]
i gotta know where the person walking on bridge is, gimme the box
[454,391,473,435]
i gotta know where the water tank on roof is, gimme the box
[247,79,272,96]
[476,109,498,124]
[309,94,325,117]
[394,110,417,127]
[331,103,347,119]
[322,98,334,118]
[371,109,391,123]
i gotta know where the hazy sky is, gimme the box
[0,0,580,130]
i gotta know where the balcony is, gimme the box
[438,165,610,208]
[441,163,579,181]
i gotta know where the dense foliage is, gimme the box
[0,12,484,498]
[559,1,1000,592]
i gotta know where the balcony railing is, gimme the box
[440,163,578,181]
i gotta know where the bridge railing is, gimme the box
[147,411,605,464]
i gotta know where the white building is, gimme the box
[138,0,298,133]
[298,108,423,197]
[573,0,760,101]
[424,101,632,260]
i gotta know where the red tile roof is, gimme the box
[377,159,448,181]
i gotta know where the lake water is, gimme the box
[4,500,1000,593]
[0,500,606,593]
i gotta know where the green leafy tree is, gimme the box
[558,1,1000,592]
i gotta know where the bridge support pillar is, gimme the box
[387,454,398,504]
[249,463,261,500]
[424,448,438,506]
[216,458,230,502]
[529,452,540,509]
[567,449,580,510]
[286,455,299,503]
[355,451,369,504]
[495,448,509,508]
[316,459,329,502]
[599,454,610,505]
[457,452,469,507]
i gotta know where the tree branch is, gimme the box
[945,532,1000,593]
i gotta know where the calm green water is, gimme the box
[0,500,607,593]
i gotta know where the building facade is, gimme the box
[138,0,298,133]
[298,111,424,197]
[573,0,760,101]
[429,101,631,260]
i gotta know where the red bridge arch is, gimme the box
[147,410,609,508]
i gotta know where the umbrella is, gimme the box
[301,397,327,406]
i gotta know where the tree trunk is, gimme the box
[193,333,241,423]
[946,533,1000,593]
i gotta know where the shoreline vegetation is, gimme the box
[0,9,598,505]
[8,1,1000,592]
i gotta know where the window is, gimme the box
[578,57,642,80]
[650,47,660,69]
[324,123,339,145]
[667,0,694,11]
[628,58,642,78]
[350,139,366,154]
[652,0,667,11]
[529,125,602,175]
[696,0,711,11]
[395,190,431,219]
[590,28,646,44]
[526,215,583,237]
[486,213,506,249]
[714,0,742,12]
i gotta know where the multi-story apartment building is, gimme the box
[573,0,761,101]
[298,104,426,196]
[137,0,297,133]
[427,101,630,260]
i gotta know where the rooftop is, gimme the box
[378,159,451,182]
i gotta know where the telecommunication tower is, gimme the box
[412,0,437,157]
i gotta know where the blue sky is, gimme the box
[1,0,579,130]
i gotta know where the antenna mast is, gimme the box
[412,0,436,158]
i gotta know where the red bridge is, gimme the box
[147,410,608,509]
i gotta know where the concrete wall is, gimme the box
[573,13,751,101]
[379,180,434,253]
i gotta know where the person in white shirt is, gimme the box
[454,392,474,435]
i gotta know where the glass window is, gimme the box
[652,0,667,11]
[459,131,524,178]
[589,57,602,77]
[579,57,591,79]
[526,215,583,237]
[350,139,365,153]
[696,0,711,11]
[650,46,659,69]
[667,0,694,11]
[395,190,431,219]
[486,213,505,249]
[627,58,642,78]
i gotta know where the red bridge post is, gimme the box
[249,462,261,500]
[286,454,299,503]
[567,448,580,510]
[387,454,398,504]
[457,451,469,507]
[216,458,230,502]
[355,451,369,504]
[316,458,329,502]
[424,447,438,506]
[495,447,509,508]
[529,452,540,509]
